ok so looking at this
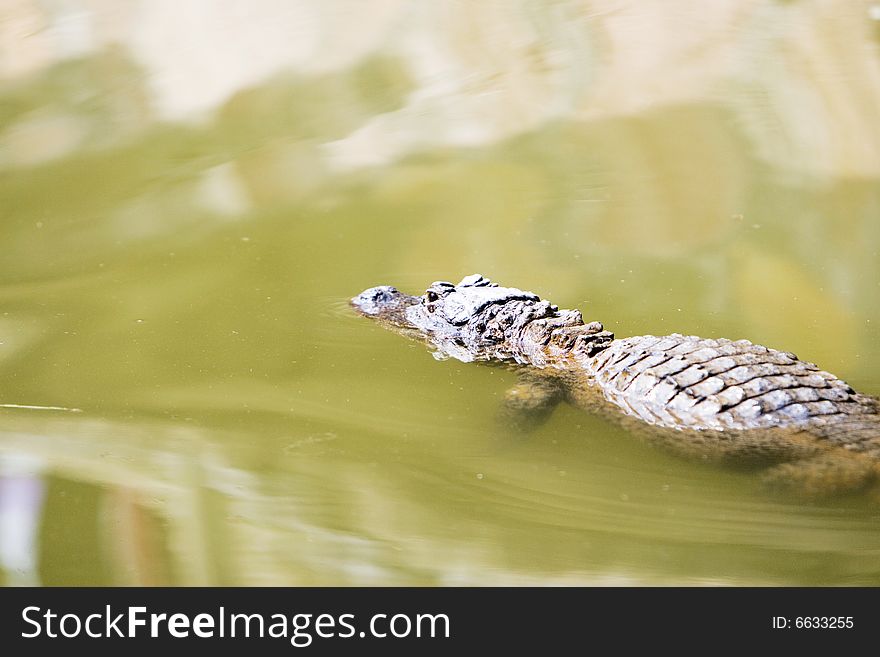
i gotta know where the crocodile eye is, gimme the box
[426,290,439,302]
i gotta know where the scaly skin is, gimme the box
[352,275,880,497]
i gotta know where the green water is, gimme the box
[1,1,880,585]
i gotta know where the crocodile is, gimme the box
[352,274,880,497]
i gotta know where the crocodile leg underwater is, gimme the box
[497,371,566,433]
[352,274,880,498]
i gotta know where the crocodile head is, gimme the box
[352,274,612,363]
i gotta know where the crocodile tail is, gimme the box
[805,411,880,458]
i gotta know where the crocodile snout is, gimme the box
[351,285,404,315]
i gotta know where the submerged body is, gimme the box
[352,275,880,496]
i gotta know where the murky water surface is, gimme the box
[2,1,880,585]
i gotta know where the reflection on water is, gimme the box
[4,408,880,586]
[1,1,880,586]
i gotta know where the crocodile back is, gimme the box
[587,334,877,433]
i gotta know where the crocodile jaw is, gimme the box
[352,274,611,365]
[350,286,420,327]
